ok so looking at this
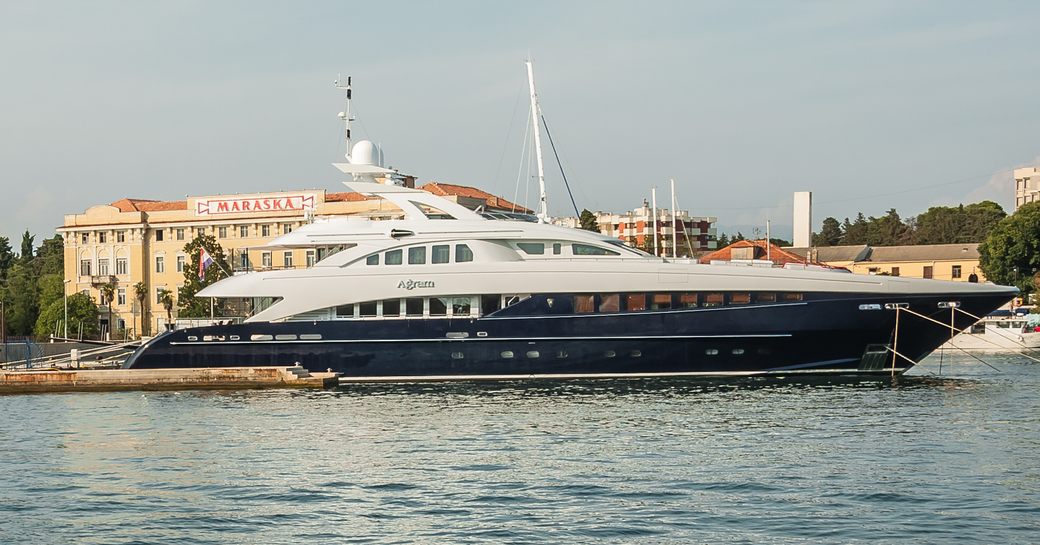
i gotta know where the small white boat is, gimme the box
[940,311,1040,352]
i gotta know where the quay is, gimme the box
[0,366,340,394]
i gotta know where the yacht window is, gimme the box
[430,297,449,316]
[250,334,273,341]
[651,293,673,310]
[359,301,377,317]
[599,294,620,313]
[781,293,804,302]
[552,243,562,255]
[452,297,472,317]
[456,244,474,262]
[408,247,426,264]
[573,244,619,256]
[275,334,297,341]
[574,295,595,314]
[679,293,699,308]
[754,292,776,303]
[300,334,322,341]
[626,294,647,312]
[366,254,379,266]
[703,293,724,308]
[432,245,450,264]
[517,242,545,255]
[385,249,403,265]
[970,323,986,334]
[729,293,751,305]
[383,299,401,316]
[405,298,424,317]
[481,294,502,315]
[336,304,355,319]
[410,201,456,220]
[501,351,515,359]
[526,351,540,359]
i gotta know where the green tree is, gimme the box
[177,235,232,318]
[0,236,13,279]
[866,208,909,246]
[813,217,843,247]
[133,281,148,336]
[716,233,730,247]
[19,230,34,262]
[158,288,175,328]
[4,262,37,335]
[578,209,599,232]
[979,202,1040,293]
[36,274,64,311]
[34,292,99,339]
[842,214,869,245]
[34,235,64,276]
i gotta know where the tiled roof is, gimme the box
[699,239,815,266]
[325,192,374,202]
[110,198,187,212]
[786,243,980,263]
[420,182,532,213]
[786,245,871,262]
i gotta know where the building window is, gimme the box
[176,228,185,241]
[283,251,293,268]
[81,233,89,244]
[923,266,933,279]
[98,232,106,243]
[261,252,272,268]
[239,252,249,270]
[176,255,185,273]
[196,227,205,237]
[306,250,316,267]
[283,224,292,234]
[155,229,164,242]
[116,231,125,243]
[98,259,109,276]
[80,259,92,276]
[952,265,962,279]
[115,258,128,275]
[891,267,900,277]
[261,225,271,237]
[117,288,126,306]
[218,226,227,238]
[155,288,164,304]
[155,256,164,273]
[239,225,249,238]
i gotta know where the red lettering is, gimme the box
[242,201,251,211]
[216,201,230,213]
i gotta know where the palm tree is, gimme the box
[158,288,174,331]
[133,281,148,337]
[98,281,116,341]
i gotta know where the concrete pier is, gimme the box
[0,366,340,394]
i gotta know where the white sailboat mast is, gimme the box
[670,178,678,259]
[526,60,549,223]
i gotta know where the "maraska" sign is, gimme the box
[195,195,316,216]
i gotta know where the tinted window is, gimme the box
[359,301,377,317]
[432,245,450,264]
[456,244,474,262]
[366,254,379,265]
[408,247,426,264]
[517,242,545,255]
[452,297,471,316]
[383,299,401,316]
[430,297,448,316]
[573,244,619,256]
[336,304,354,318]
[405,298,424,316]
[385,249,403,265]
[553,243,562,255]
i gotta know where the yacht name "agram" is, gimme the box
[398,279,436,290]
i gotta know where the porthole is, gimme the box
[275,334,298,341]
[501,351,514,359]
[732,348,745,355]
[250,334,273,341]
[299,334,323,341]
[187,336,198,341]
[526,350,540,359]
[229,335,240,341]
[705,348,719,356]
[604,350,616,358]
[451,352,465,360]
[630,350,642,358]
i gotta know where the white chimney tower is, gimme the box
[793,191,812,248]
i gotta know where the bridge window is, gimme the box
[385,249,403,265]
[573,244,619,256]
[432,245,450,264]
[456,244,474,262]
[518,242,545,255]
[408,247,426,264]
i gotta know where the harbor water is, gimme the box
[1,354,1038,544]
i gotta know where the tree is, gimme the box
[177,235,232,318]
[34,292,99,339]
[979,202,1040,293]
[768,238,792,247]
[717,233,730,247]
[813,217,843,247]
[842,214,869,245]
[99,281,116,340]
[0,236,13,279]
[19,230,34,262]
[34,235,64,276]
[866,208,909,246]
[578,209,599,232]
[4,262,37,335]
[133,281,148,336]
[158,288,175,330]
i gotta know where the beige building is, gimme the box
[554,202,717,256]
[1015,167,1040,211]
[58,183,528,337]
[787,243,986,282]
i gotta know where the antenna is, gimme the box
[526,59,548,223]
[335,74,354,162]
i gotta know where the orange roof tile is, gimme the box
[698,239,816,266]
[420,182,532,214]
[325,191,374,202]
[109,198,187,212]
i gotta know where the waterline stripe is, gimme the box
[337,367,910,383]
[169,333,793,346]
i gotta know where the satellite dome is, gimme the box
[350,140,383,167]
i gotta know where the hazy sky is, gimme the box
[1,1,1038,242]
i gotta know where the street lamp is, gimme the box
[63,279,71,340]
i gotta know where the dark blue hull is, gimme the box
[123,291,1014,380]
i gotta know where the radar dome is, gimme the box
[350,140,383,166]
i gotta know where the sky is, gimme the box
[1,1,1038,243]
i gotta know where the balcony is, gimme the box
[90,275,117,286]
